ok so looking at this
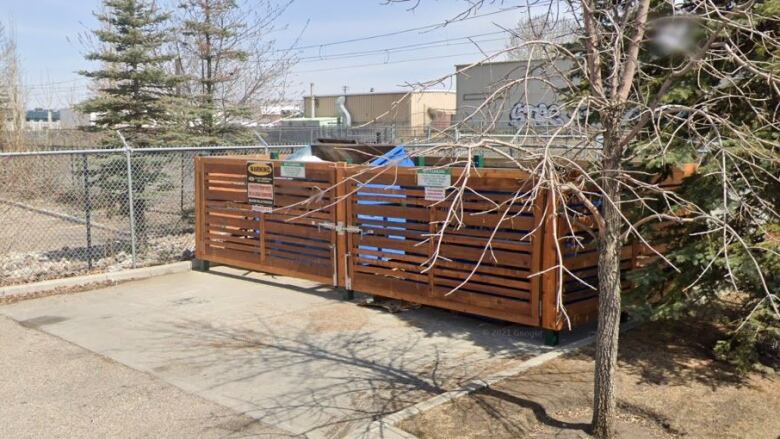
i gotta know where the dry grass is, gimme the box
[399,318,779,439]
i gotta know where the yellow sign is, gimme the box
[247,163,273,177]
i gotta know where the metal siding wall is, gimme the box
[303,96,338,118]
[455,60,573,129]
[303,94,412,125]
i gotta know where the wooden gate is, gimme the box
[195,156,340,285]
[342,166,542,326]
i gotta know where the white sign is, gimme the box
[424,187,447,202]
[417,169,451,188]
[251,205,272,213]
[280,162,306,179]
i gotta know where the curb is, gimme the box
[354,321,638,439]
[0,261,193,300]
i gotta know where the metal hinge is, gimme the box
[316,221,365,235]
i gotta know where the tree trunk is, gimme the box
[591,126,623,438]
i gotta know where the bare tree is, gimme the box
[358,1,780,437]
[172,0,296,144]
[0,21,25,151]
[506,13,578,60]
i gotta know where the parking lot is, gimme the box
[0,266,591,438]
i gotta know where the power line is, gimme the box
[249,32,510,63]
[275,4,542,53]
[290,47,506,74]
[295,34,509,62]
[25,78,89,89]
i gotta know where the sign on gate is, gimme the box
[247,161,274,212]
[416,168,451,187]
[417,168,451,201]
[281,162,306,179]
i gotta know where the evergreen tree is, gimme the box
[628,0,780,370]
[79,0,181,146]
[78,0,182,241]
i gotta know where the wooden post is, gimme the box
[335,162,348,289]
[427,202,436,293]
[529,184,546,324]
[193,156,209,271]
[540,189,563,332]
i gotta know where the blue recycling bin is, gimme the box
[358,145,414,260]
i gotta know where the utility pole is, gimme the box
[310,82,315,118]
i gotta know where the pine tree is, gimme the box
[78,0,183,241]
[629,0,780,370]
[79,0,181,146]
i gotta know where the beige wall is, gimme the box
[303,93,409,124]
[302,91,455,129]
[409,92,456,129]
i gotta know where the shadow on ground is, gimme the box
[398,318,766,439]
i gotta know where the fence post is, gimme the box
[82,153,93,269]
[117,131,137,268]
[540,189,562,343]
[180,153,185,216]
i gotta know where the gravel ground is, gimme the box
[0,233,194,287]
[0,315,292,439]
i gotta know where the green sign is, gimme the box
[417,168,451,188]
[280,162,306,179]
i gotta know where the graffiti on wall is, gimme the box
[509,101,568,127]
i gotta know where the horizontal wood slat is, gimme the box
[198,159,338,285]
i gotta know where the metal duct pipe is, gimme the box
[336,95,352,127]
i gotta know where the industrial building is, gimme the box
[302,90,455,134]
[455,59,574,131]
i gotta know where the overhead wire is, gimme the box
[273,4,542,53]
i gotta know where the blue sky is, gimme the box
[4,0,551,108]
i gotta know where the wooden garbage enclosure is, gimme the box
[342,165,543,327]
[195,155,689,332]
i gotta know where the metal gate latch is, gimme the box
[315,221,365,235]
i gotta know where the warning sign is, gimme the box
[247,161,274,212]
[417,168,451,188]
[424,187,447,201]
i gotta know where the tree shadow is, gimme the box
[477,387,591,433]
[204,266,594,359]
[595,318,750,390]
[139,312,519,438]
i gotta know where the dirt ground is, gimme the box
[399,318,780,439]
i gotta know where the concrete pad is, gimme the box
[0,315,289,439]
[0,266,593,438]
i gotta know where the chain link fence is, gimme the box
[0,145,303,287]
[0,132,594,288]
[256,123,590,146]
